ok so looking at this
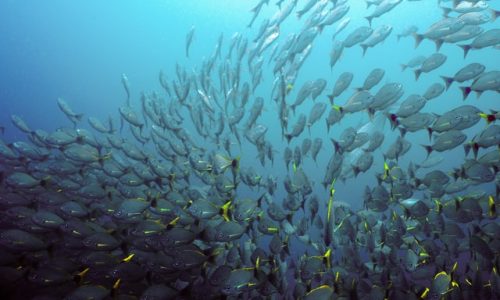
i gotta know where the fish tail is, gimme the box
[367,108,375,120]
[353,166,360,178]
[426,127,433,141]
[365,16,373,27]
[361,44,368,57]
[434,39,444,52]
[108,116,116,133]
[440,76,454,91]
[111,278,121,297]
[120,117,124,133]
[386,113,399,130]
[414,69,422,81]
[75,113,84,122]
[323,248,332,269]
[73,267,90,285]
[463,143,471,156]
[458,44,471,59]
[400,64,407,72]
[318,24,325,34]
[398,127,407,138]
[441,7,451,17]
[478,112,496,124]
[40,176,51,189]
[492,9,499,22]
[403,207,411,219]
[421,145,433,157]
[451,167,463,181]
[412,33,423,49]
[332,105,343,115]
[488,195,497,218]
[331,139,341,154]
[459,86,472,101]
[413,177,422,189]
[472,143,479,159]
[327,94,334,105]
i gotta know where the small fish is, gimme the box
[343,26,373,48]
[307,102,327,132]
[414,53,447,81]
[360,24,392,56]
[365,0,402,27]
[459,28,500,58]
[413,17,465,50]
[5,172,50,189]
[355,68,385,91]
[57,98,83,126]
[401,55,426,71]
[422,130,467,157]
[0,229,47,251]
[459,70,500,100]
[397,25,418,41]
[440,62,485,90]
[185,25,195,57]
[329,40,344,69]
[423,83,445,100]
[328,72,354,104]
[121,73,131,106]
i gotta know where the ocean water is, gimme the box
[2,1,497,206]
[0,0,499,299]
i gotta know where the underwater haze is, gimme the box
[0,0,499,299]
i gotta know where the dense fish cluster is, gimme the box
[1,0,500,299]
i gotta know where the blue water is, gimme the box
[3,0,495,207]
[0,0,499,296]
[0,2,497,213]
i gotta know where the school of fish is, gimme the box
[0,0,499,299]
